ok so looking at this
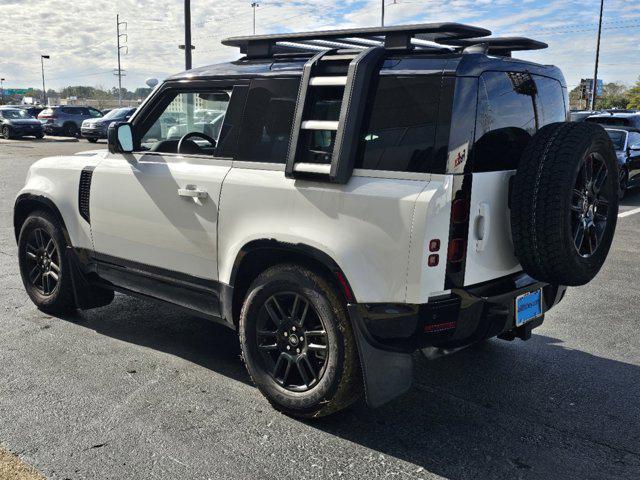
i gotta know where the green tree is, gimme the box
[627,76,640,110]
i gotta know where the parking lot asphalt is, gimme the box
[1,137,639,480]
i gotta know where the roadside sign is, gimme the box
[1,88,29,95]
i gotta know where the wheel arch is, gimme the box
[14,194,69,243]
[228,239,356,327]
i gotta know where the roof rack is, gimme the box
[444,37,548,57]
[222,23,491,58]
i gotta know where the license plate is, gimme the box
[515,289,542,327]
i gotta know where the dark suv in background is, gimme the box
[38,106,103,137]
[81,107,136,143]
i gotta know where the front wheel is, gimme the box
[18,211,76,314]
[86,138,98,143]
[2,125,11,139]
[239,264,362,418]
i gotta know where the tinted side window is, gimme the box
[473,71,536,171]
[356,76,440,173]
[535,76,567,126]
[237,78,299,163]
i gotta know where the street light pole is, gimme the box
[41,55,50,106]
[0,78,5,105]
[381,0,385,27]
[590,0,604,110]
[251,2,259,35]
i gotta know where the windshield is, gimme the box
[2,109,29,119]
[103,108,131,120]
[606,130,627,151]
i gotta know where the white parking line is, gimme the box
[619,207,640,218]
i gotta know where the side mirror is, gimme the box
[629,143,640,152]
[108,122,134,154]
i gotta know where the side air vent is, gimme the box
[78,167,94,223]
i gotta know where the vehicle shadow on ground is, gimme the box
[60,294,640,478]
[621,188,640,208]
[66,294,251,385]
[311,335,640,478]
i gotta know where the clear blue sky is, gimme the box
[1,0,638,92]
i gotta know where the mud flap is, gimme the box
[348,305,413,408]
[65,247,114,310]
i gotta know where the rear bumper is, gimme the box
[349,272,567,407]
[352,273,565,352]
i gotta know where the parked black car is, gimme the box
[81,107,136,142]
[0,108,44,139]
[605,127,640,198]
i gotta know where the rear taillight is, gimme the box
[451,198,469,224]
[38,114,56,120]
[447,238,466,263]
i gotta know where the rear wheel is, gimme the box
[63,123,79,138]
[18,211,76,314]
[35,133,44,139]
[239,264,362,418]
[86,138,98,143]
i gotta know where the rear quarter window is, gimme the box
[356,75,440,173]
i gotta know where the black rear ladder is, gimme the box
[285,46,385,184]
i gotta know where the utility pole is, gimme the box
[251,2,259,35]
[179,0,194,70]
[590,0,604,110]
[381,0,385,27]
[0,78,4,105]
[116,14,128,106]
[41,55,50,106]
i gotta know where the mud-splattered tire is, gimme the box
[239,264,362,418]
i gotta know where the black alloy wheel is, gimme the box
[64,123,79,137]
[24,227,60,296]
[239,264,362,418]
[570,152,612,258]
[256,292,329,392]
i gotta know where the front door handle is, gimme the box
[178,185,208,199]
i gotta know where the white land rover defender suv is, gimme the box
[14,24,619,418]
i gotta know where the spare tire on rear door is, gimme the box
[510,122,619,286]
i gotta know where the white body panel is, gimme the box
[217,166,440,303]
[16,151,106,251]
[89,152,231,280]
[464,170,522,286]
[405,174,453,302]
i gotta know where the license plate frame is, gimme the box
[515,289,542,327]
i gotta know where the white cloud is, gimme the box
[0,0,638,93]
